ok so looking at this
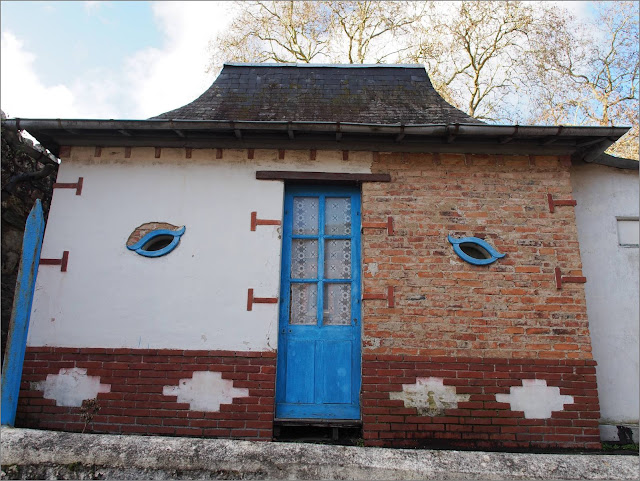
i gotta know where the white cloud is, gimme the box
[68,68,124,119]
[1,31,79,118]
[84,1,103,14]
[1,2,237,120]
[124,1,237,118]
[557,1,592,20]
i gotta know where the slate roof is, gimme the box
[151,64,483,125]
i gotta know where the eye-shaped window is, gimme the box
[448,235,505,266]
[127,226,186,257]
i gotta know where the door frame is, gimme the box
[275,183,362,420]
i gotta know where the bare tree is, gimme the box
[409,1,537,122]
[526,1,639,159]
[325,1,423,64]
[207,1,638,158]
[207,1,333,73]
[207,1,420,73]
[407,0,637,157]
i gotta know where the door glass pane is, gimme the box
[325,197,351,235]
[324,240,351,279]
[323,283,351,325]
[291,239,318,279]
[290,283,317,325]
[293,197,319,235]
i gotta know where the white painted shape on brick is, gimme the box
[28,149,373,350]
[496,379,573,419]
[571,163,639,437]
[163,371,249,412]
[366,262,379,277]
[32,368,111,407]
[390,377,470,416]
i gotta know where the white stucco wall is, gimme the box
[570,163,639,437]
[28,147,372,351]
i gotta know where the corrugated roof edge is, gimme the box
[222,63,426,68]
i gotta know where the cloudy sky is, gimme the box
[1,1,593,120]
[1,1,236,119]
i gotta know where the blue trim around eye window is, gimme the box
[447,235,506,266]
[127,226,186,257]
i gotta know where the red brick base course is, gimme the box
[17,349,601,449]
[17,347,276,441]
[362,354,601,450]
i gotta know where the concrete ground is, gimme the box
[1,427,638,480]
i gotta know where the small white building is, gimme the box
[3,64,635,450]
[571,155,639,443]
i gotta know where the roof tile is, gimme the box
[151,64,483,125]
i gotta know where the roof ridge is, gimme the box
[223,63,426,69]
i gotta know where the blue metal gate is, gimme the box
[1,200,45,426]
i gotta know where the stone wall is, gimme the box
[1,123,58,363]
[4,427,638,480]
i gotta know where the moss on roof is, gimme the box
[151,64,483,125]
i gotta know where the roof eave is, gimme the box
[1,118,630,162]
[582,153,639,170]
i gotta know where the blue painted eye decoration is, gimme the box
[127,225,186,258]
[448,235,506,266]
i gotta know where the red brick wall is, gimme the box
[17,347,275,440]
[362,354,600,449]
[362,153,591,359]
[361,153,600,449]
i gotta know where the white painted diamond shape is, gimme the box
[163,371,249,412]
[390,377,470,416]
[496,379,574,419]
[32,367,111,407]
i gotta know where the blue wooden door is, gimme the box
[276,185,361,420]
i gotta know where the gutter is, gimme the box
[1,118,630,162]
[3,118,629,137]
